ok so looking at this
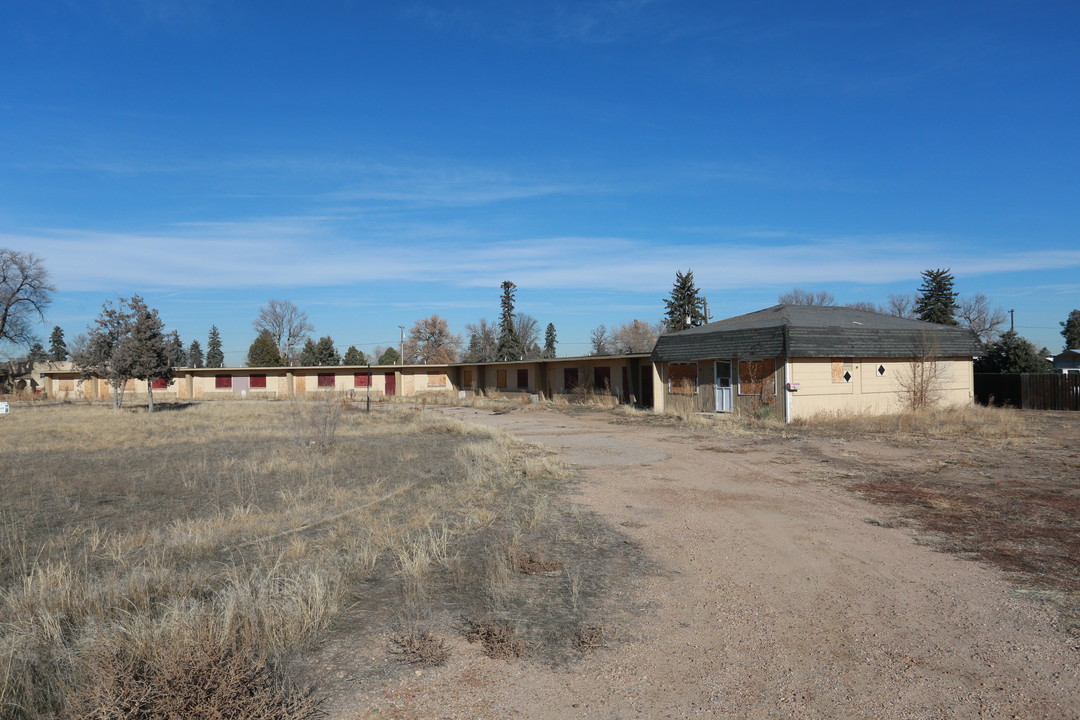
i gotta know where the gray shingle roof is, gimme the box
[652,305,981,361]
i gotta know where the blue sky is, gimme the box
[3,1,1078,364]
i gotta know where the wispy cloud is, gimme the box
[10,221,1080,296]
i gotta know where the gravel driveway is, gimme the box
[345,406,1080,720]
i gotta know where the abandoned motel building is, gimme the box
[36,305,983,423]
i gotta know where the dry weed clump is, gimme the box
[510,548,561,575]
[462,617,525,659]
[387,627,450,667]
[573,625,605,653]
[793,404,1031,442]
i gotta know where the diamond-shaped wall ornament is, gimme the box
[843,371,852,382]
[877,365,886,376]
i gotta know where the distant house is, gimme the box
[1051,349,1080,374]
[650,305,981,421]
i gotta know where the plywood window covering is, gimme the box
[427,372,446,387]
[738,359,775,396]
[831,359,853,384]
[564,368,579,390]
[215,375,232,389]
[354,372,371,387]
[516,369,529,388]
[151,377,169,389]
[317,373,335,388]
[669,363,697,395]
[463,369,473,386]
[249,374,267,388]
[496,370,507,389]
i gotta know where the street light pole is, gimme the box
[398,325,405,365]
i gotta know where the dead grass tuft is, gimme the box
[793,404,1031,442]
[573,625,605,653]
[510,548,561,575]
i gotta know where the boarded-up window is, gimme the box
[496,370,507,389]
[516,369,529,388]
[669,363,697,395]
[564,368,579,389]
[317,373,335,387]
[250,374,267,388]
[463,369,473,386]
[427,372,446,387]
[738,359,775,396]
[831,359,852,384]
[151,377,169,389]
[354,372,371,387]
[594,367,611,391]
[215,375,232,389]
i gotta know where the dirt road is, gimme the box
[350,407,1079,719]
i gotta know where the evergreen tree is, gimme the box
[166,330,186,366]
[48,326,67,361]
[914,268,959,325]
[975,330,1053,373]
[298,336,340,366]
[1060,309,1080,350]
[343,345,366,365]
[118,297,172,412]
[663,269,706,332]
[206,325,225,368]
[541,323,557,359]
[27,342,47,364]
[496,281,522,361]
[187,339,204,368]
[247,330,283,367]
[378,346,401,365]
[73,297,139,409]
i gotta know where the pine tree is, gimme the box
[1060,309,1080,350]
[663,269,706,332]
[118,297,172,412]
[541,323,557,359]
[496,281,522,361]
[378,346,400,365]
[914,268,959,325]
[206,326,225,368]
[166,330,186,367]
[187,339,204,368]
[48,326,67,361]
[27,342,47,364]
[343,345,366,365]
[975,330,1053,373]
[299,336,340,366]
[247,330,283,367]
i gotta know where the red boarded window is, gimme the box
[250,374,267,388]
[151,377,169,389]
[215,375,232,389]
[317,373,335,388]
[516,369,529,388]
[354,372,371,387]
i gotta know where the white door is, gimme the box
[715,361,733,412]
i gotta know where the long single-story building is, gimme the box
[36,305,982,422]
[651,305,981,422]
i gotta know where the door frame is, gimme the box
[715,360,733,413]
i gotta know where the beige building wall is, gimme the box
[787,356,974,419]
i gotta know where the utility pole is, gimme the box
[1009,309,1015,332]
[398,325,405,365]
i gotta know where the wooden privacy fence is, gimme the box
[975,373,1080,411]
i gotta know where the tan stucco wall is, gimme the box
[787,356,974,419]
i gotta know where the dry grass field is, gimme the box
[0,399,641,719]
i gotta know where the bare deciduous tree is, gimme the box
[403,314,462,364]
[589,325,611,356]
[885,293,917,319]
[957,293,1007,345]
[0,248,55,348]
[514,313,541,359]
[464,318,498,362]
[778,288,835,306]
[609,319,660,354]
[253,299,313,364]
[844,301,881,313]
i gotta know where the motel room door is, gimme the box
[384,372,396,397]
[715,361,733,413]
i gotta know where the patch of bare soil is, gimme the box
[331,407,1080,720]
